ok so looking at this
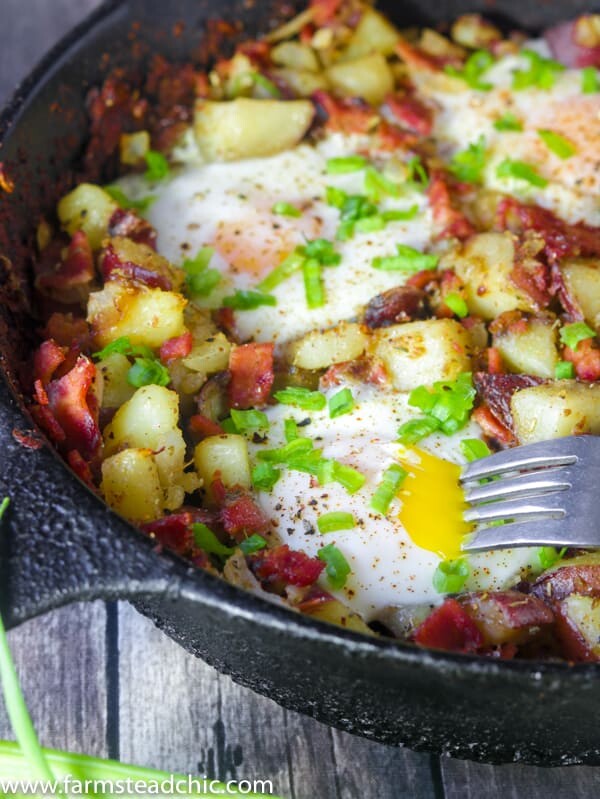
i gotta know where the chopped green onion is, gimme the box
[252,72,281,97]
[317,511,356,534]
[230,408,270,433]
[560,321,596,351]
[325,185,347,208]
[274,386,327,411]
[496,158,548,188]
[240,534,268,555]
[222,290,277,310]
[449,136,487,184]
[330,462,366,494]
[318,543,351,589]
[493,112,523,132]
[512,49,564,91]
[144,150,170,182]
[257,437,314,463]
[0,497,9,520]
[328,388,355,419]
[460,438,491,462]
[433,558,470,594]
[104,185,156,212]
[372,244,439,273]
[272,201,302,217]
[446,49,494,91]
[192,523,234,559]
[555,360,575,379]
[538,545,567,571]
[355,215,385,234]
[537,129,576,159]
[326,155,368,174]
[582,66,600,94]
[303,258,325,309]
[399,373,476,444]
[406,156,429,189]
[287,450,327,478]
[127,358,171,388]
[257,251,305,292]
[252,461,281,491]
[444,292,468,318]
[183,247,221,298]
[284,417,300,442]
[299,238,342,266]
[221,417,238,434]
[397,417,440,445]
[364,166,401,201]
[370,464,407,515]
[93,335,133,360]
[382,205,419,222]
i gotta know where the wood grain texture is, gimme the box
[0,603,108,756]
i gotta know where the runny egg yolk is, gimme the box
[397,447,472,560]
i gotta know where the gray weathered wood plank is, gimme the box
[0,603,108,757]
[441,757,600,799]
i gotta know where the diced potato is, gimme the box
[450,14,502,49]
[561,258,600,330]
[273,68,330,97]
[491,312,559,378]
[101,448,163,523]
[103,385,193,510]
[560,594,600,658]
[326,52,394,105]
[194,99,314,161]
[271,40,321,72]
[182,332,231,374]
[443,232,534,321]
[371,319,471,390]
[511,381,600,444]
[419,29,466,60]
[194,434,251,491]
[88,280,186,349]
[343,7,400,59]
[119,130,150,166]
[109,236,185,291]
[57,183,118,250]
[98,352,136,408]
[303,598,373,634]
[290,323,368,370]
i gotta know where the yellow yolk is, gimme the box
[397,447,472,560]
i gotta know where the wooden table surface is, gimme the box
[1,2,600,797]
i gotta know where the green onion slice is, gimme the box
[317,511,356,534]
[192,523,234,559]
[537,545,567,571]
[537,129,576,159]
[230,409,270,433]
[272,201,302,217]
[554,360,575,379]
[252,461,281,491]
[496,158,548,188]
[582,66,600,94]
[257,251,305,292]
[559,321,596,351]
[372,244,439,273]
[460,438,491,462]
[493,112,523,132]
[144,150,170,182]
[328,388,355,419]
[274,386,326,411]
[222,290,277,310]
[239,534,268,554]
[318,543,351,589]
[433,558,470,594]
[449,136,487,184]
[371,464,408,515]
[326,155,368,174]
[303,258,325,309]
[444,292,468,318]
[127,358,171,388]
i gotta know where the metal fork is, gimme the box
[460,435,600,553]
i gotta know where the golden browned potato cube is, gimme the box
[290,323,368,370]
[109,236,185,291]
[561,258,600,330]
[511,381,600,444]
[101,448,163,523]
[98,352,136,408]
[182,332,232,375]
[491,312,559,378]
[343,7,400,59]
[271,40,321,72]
[302,598,373,634]
[194,99,314,161]
[273,68,330,97]
[443,232,534,321]
[371,319,471,390]
[57,183,118,250]
[119,130,150,166]
[194,434,252,491]
[88,281,186,349]
[326,53,394,105]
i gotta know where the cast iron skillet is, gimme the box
[0,0,598,767]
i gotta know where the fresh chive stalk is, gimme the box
[317,512,356,534]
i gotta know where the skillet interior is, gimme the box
[1,0,600,765]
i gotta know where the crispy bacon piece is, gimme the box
[250,544,325,588]
[100,243,172,290]
[44,356,101,459]
[12,428,44,451]
[459,591,554,647]
[142,509,216,564]
[44,313,90,349]
[33,339,67,387]
[372,120,417,153]
[545,18,600,68]
[310,0,343,26]
[36,230,95,295]
[428,173,475,241]
[67,449,96,488]
[511,240,553,309]
[144,56,198,153]
[563,339,600,381]
[32,404,66,444]
[385,92,433,136]
[312,90,378,134]
[486,347,504,375]
[551,263,583,321]
[159,331,193,364]
[228,342,274,409]
[364,286,428,329]
[533,562,600,602]
[412,598,484,653]
[220,493,270,542]
[320,357,388,389]
[474,372,544,435]
[472,406,514,446]
[189,414,225,438]
[552,601,597,662]
[498,198,600,262]
[108,208,158,250]
[395,38,440,72]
